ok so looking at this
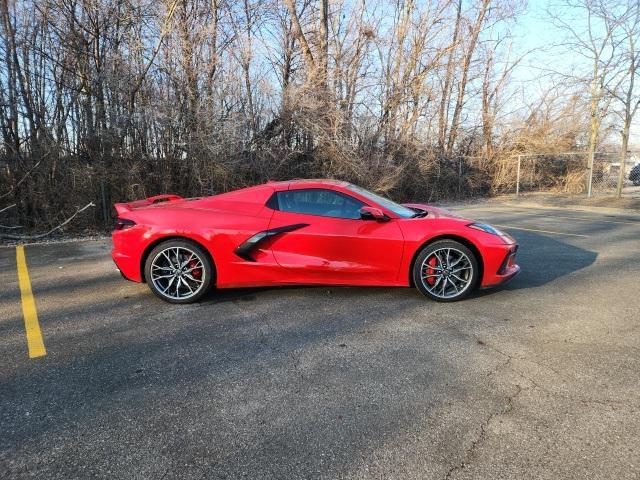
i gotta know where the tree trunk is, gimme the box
[319,0,329,88]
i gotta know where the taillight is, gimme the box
[114,218,136,230]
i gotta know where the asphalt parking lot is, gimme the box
[1,204,639,479]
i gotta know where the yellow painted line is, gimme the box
[15,245,46,358]
[538,214,640,226]
[491,224,588,238]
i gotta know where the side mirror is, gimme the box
[360,206,389,222]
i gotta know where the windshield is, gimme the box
[346,184,417,218]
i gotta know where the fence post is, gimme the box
[515,155,521,197]
[586,151,593,197]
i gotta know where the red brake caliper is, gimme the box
[188,259,202,279]
[426,256,439,285]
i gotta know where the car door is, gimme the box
[267,188,405,285]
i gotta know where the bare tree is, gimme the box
[548,0,627,196]
[610,1,640,197]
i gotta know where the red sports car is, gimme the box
[112,180,519,303]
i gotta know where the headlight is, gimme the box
[467,222,515,244]
[467,222,504,236]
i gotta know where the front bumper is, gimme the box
[479,243,520,289]
[480,264,520,289]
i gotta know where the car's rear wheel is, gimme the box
[412,240,479,302]
[144,239,214,303]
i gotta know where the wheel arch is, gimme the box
[408,234,484,287]
[140,235,216,283]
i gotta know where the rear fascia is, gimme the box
[111,218,151,282]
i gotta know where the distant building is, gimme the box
[608,152,639,178]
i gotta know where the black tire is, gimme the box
[412,240,479,302]
[144,239,214,304]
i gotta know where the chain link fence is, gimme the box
[512,151,640,197]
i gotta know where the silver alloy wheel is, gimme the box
[150,246,206,300]
[420,247,474,299]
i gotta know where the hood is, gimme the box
[402,203,469,221]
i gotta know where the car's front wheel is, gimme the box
[144,239,214,303]
[412,240,479,302]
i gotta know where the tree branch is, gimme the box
[0,158,43,199]
[0,204,17,214]
[0,203,95,241]
[282,0,315,72]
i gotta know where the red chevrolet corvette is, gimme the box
[112,180,519,303]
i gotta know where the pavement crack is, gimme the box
[444,382,523,480]
[476,338,638,409]
[475,337,573,383]
[257,318,306,382]
[443,338,523,480]
[512,370,638,410]
[475,337,638,409]
[474,337,514,378]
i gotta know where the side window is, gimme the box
[276,189,365,219]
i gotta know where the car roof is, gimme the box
[196,179,352,206]
[266,179,350,189]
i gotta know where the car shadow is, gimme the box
[473,230,597,297]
